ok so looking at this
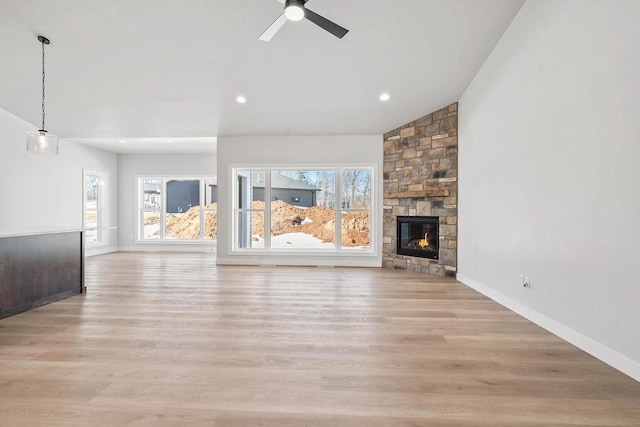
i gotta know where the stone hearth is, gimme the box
[382,103,458,277]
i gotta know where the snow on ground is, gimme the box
[300,217,313,225]
[144,224,161,238]
[251,232,335,249]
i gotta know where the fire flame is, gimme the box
[419,233,429,248]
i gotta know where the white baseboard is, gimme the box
[457,274,640,382]
[119,245,216,253]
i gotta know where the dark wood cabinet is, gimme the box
[0,231,84,319]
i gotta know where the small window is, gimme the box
[142,178,162,240]
[138,176,217,242]
[83,170,107,245]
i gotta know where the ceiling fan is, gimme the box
[259,0,349,42]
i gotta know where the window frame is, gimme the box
[230,164,375,255]
[136,175,217,243]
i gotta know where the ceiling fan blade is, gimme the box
[259,13,288,41]
[304,7,348,39]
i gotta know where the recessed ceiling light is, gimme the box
[118,139,126,143]
[379,93,390,102]
[166,139,174,143]
[236,96,247,104]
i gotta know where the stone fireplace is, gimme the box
[382,103,458,277]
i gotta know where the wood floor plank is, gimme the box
[0,252,638,426]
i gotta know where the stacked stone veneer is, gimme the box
[382,103,458,277]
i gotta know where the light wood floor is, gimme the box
[0,253,638,426]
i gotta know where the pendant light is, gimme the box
[26,35,59,155]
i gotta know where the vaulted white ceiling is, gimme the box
[0,0,524,153]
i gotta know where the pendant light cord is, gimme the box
[41,39,46,131]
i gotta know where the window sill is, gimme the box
[229,248,375,257]
[136,240,217,245]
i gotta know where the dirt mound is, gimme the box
[249,201,266,238]
[143,212,160,225]
[340,212,370,247]
[252,200,369,247]
[161,200,369,247]
[164,203,217,239]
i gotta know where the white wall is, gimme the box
[217,135,383,267]
[117,153,217,251]
[458,0,640,380]
[0,108,118,255]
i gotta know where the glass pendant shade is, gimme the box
[27,130,59,155]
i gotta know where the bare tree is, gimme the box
[341,170,371,209]
[316,171,335,207]
[355,172,370,209]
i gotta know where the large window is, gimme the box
[138,176,217,242]
[232,167,373,252]
[84,170,107,245]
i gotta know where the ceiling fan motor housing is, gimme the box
[285,0,306,21]
[285,0,307,8]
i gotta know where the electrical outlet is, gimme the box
[523,276,531,288]
[519,274,525,286]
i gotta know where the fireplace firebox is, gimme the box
[396,216,439,259]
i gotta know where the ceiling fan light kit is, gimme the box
[284,0,305,21]
[27,35,59,155]
[259,0,349,42]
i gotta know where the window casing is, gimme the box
[231,167,374,253]
[137,176,217,242]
